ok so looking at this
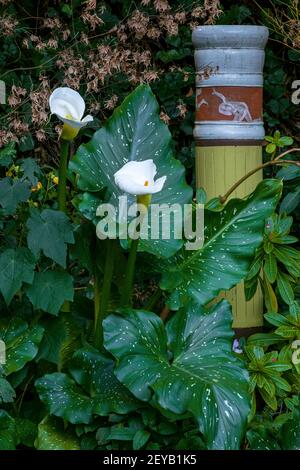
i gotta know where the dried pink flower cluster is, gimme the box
[0,0,222,147]
[0,15,18,36]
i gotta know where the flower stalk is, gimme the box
[57,139,69,213]
[120,194,151,307]
[94,239,115,350]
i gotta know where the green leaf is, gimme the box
[281,412,300,449]
[0,142,16,167]
[247,429,280,450]
[264,254,277,283]
[259,387,277,410]
[26,271,74,315]
[35,373,93,424]
[156,48,191,63]
[108,426,136,441]
[280,188,300,214]
[278,136,293,146]
[160,180,282,309]
[0,177,31,214]
[262,277,278,313]
[265,312,292,327]
[133,429,151,450]
[277,164,300,181]
[36,348,140,425]
[69,346,140,416]
[26,208,74,268]
[103,300,251,450]
[277,271,294,305]
[266,143,276,154]
[0,248,35,305]
[247,333,286,347]
[35,416,80,450]
[0,377,16,403]
[69,84,192,259]
[0,410,16,450]
[70,222,96,272]
[15,418,37,447]
[0,318,44,375]
[36,313,80,367]
[21,158,41,185]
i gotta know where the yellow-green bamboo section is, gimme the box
[196,145,263,329]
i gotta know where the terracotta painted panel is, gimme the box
[196,86,262,122]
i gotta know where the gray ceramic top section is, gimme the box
[192,25,269,49]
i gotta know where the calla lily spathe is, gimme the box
[49,87,93,140]
[114,160,166,196]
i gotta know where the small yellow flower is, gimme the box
[31,181,43,192]
[52,176,59,185]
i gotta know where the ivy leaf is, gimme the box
[0,142,16,167]
[69,84,192,259]
[0,177,31,214]
[26,208,74,268]
[0,248,35,305]
[0,318,44,375]
[21,158,41,185]
[160,179,282,309]
[26,271,74,315]
[69,346,140,416]
[0,410,16,450]
[103,300,251,450]
[35,416,80,450]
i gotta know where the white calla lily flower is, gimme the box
[49,87,93,140]
[114,160,166,196]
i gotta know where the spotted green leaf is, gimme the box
[69,347,140,416]
[160,179,282,309]
[69,84,192,258]
[281,410,300,449]
[36,349,140,424]
[0,318,44,375]
[35,416,80,450]
[103,300,251,450]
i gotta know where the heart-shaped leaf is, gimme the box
[35,416,80,450]
[26,208,74,268]
[0,318,44,375]
[0,248,35,305]
[36,348,140,424]
[160,179,282,309]
[26,271,74,315]
[69,84,192,258]
[0,410,16,450]
[69,346,141,415]
[103,300,251,449]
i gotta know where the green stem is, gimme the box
[120,238,139,307]
[120,194,151,307]
[94,239,115,349]
[58,140,69,213]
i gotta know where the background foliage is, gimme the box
[1,0,300,451]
